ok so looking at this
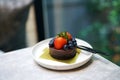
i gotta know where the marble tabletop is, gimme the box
[0,47,120,80]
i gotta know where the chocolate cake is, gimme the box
[49,47,76,60]
[49,32,77,60]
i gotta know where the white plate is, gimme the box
[32,38,93,70]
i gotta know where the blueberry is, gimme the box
[68,40,72,44]
[73,42,77,47]
[63,44,68,50]
[49,39,54,47]
[72,38,76,42]
[68,43,74,49]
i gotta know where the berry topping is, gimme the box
[54,37,67,49]
[68,43,74,49]
[57,32,72,40]
[66,32,72,40]
[73,42,77,47]
[63,44,69,50]
[68,40,72,44]
[49,39,54,47]
[49,31,77,50]
[72,38,76,42]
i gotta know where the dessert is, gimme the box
[49,32,77,60]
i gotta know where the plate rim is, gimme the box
[32,38,93,70]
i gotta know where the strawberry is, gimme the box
[66,32,72,40]
[54,37,67,49]
[57,32,72,40]
[52,31,73,49]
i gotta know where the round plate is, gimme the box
[32,38,93,70]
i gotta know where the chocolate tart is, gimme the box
[49,47,76,60]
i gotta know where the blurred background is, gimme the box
[0,0,120,66]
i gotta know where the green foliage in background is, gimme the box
[78,0,120,65]
[87,0,120,26]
